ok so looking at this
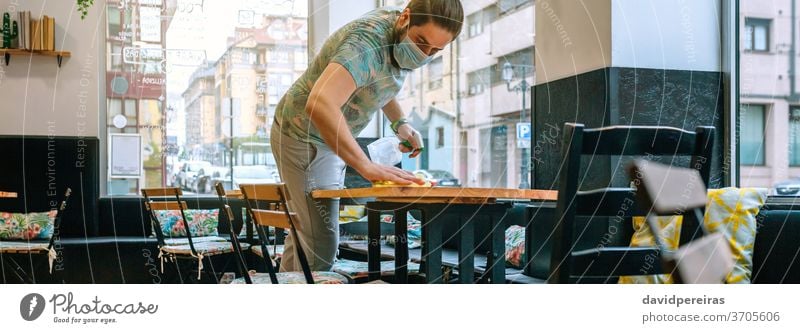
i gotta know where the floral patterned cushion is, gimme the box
[0,241,50,253]
[161,241,247,256]
[332,259,420,279]
[231,271,348,284]
[0,211,56,240]
[505,225,526,268]
[251,244,284,259]
[154,209,219,238]
[618,188,767,284]
[163,236,227,246]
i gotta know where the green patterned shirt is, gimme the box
[275,7,409,144]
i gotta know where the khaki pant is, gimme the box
[270,123,345,272]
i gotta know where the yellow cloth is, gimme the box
[372,180,432,187]
[618,188,767,284]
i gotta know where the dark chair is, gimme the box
[230,183,348,284]
[0,188,70,283]
[548,123,714,283]
[141,187,246,283]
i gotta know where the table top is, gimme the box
[311,187,558,204]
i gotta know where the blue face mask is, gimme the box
[394,30,433,70]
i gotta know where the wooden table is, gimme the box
[313,187,557,283]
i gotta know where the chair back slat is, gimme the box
[0,191,18,198]
[146,201,188,211]
[141,187,182,197]
[225,189,244,199]
[580,125,699,156]
[239,184,284,202]
[250,209,294,230]
[574,188,648,216]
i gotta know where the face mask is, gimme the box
[394,28,433,70]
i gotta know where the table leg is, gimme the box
[394,208,408,284]
[458,214,475,284]
[422,208,443,284]
[367,207,381,282]
[490,213,506,284]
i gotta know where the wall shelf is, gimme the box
[0,49,71,67]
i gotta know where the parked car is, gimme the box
[216,165,280,190]
[774,178,800,196]
[175,161,212,191]
[192,166,229,194]
[167,160,185,187]
[413,169,461,187]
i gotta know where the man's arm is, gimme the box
[381,98,424,157]
[306,63,422,185]
[382,98,405,123]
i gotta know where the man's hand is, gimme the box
[396,123,424,158]
[358,162,425,185]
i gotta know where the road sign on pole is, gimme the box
[517,122,531,149]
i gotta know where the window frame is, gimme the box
[744,17,770,52]
[789,106,800,166]
[738,104,767,166]
[428,57,444,90]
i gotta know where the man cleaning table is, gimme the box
[271,0,464,272]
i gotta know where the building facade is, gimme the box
[740,0,800,188]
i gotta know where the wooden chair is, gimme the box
[232,183,348,284]
[142,187,247,282]
[214,183,287,283]
[628,160,734,283]
[0,188,71,283]
[548,123,714,283]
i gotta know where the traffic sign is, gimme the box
[517,123,531,149]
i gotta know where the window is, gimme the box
[497,0,529,15]
[493,47,534,85]
[294,49,308,70]
[467,67,491,96]
[105,0,309,194]
[436,127,445,148]
[744,18,770,52]
[466,6,498,39]
[790,108,800,166]
[107,7,121,38]
[428,57,443,90]
[739,104,766,166]
[268,49,290,64]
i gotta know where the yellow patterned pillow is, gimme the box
[618,188,767,284]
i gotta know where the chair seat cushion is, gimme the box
[251,244,284,258]
[332,259,420,279]
[231,271,348,284]
[0,241,50,253]
[163,236,228,246]
[161,242,249,256]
